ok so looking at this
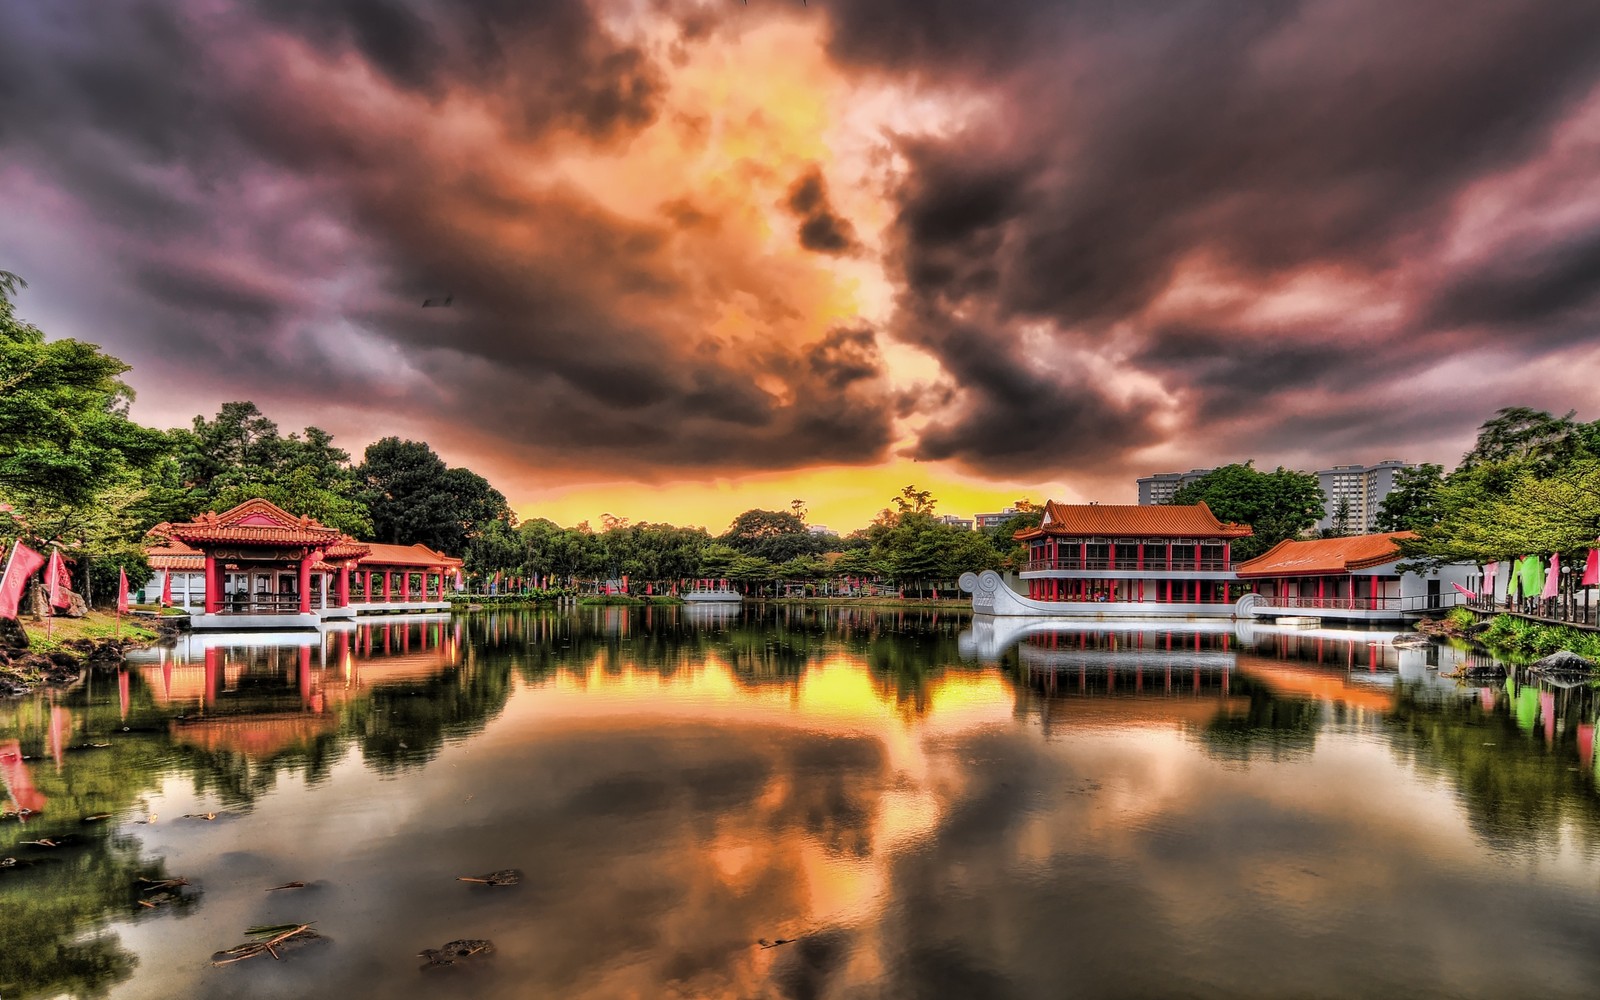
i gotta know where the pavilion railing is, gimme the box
[1025,558,1231,573]
[1255,594,1463,613]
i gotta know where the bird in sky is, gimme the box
[422,294,453,307]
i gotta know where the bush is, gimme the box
[1478,613,1600,661]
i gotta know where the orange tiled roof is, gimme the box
[1234,531,1416,578]
[165,499,344,547]
[146,528,205,570]
[357,542,463,569]
[1015,500,1253,540]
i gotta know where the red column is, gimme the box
[298,553,314,613]
[1137,543,1144,571]
[338,564,351,607]
[384,570,392,602]
[204,553,221,614]
[438,569,447,601]
[362,570,372,602]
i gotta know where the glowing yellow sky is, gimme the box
[511,459,1081,533]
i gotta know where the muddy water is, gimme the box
[3,607,1600,999]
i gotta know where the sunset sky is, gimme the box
[4,0,1600,533]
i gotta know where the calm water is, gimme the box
[4,607,1600,999]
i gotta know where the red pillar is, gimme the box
[338,564,351,607]
[362,570,372,602]
[384,570,392,602]
[298,553,314,614]
[204,553,221,614]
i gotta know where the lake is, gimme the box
[3,606,1600,999]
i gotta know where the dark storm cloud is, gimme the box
[1426,229,1600,329]
[0,0,898,477]
[907,324,1163,474]
[785,166,861,256]
[832,0,1600,479]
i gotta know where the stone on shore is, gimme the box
[1528,650,1599,675]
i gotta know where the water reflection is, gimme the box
[2,609,1600,999]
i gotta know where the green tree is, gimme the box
[720,508,822,563]
[1459,407,1584,472]
[1375,463,1444,531]
[697,543,740,578]
[987,504,1044,567]
[1323,498,1354,538]
[357,438,510,554]
[892,484,937,516]
[1169,462,1324,560]
[1400,459,1600,567]
[0,276,167,562]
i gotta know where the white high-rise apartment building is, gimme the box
[1136,469,1215,505]
[1315,460,1414,533]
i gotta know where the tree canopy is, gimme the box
[357,438,510,553]
[1168,462,1325,560]
[0,278,167,562]
[1399,408,1600,568]
[1375,463,1444,532]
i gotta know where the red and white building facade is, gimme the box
[1234,531,1472,622]
[961,501,1253,619]
[145,499,462,630]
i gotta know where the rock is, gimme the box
[48,651,81,669]
[86,643,124,666]
[1529,650,1599,675]
[62,591,88,619]
[0,617,28,651]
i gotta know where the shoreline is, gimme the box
[1,610,184,696]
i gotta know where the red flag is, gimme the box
[117,568,130,614]
[0,541,45,619]
[161,569,172,607]
[46,549,71,610]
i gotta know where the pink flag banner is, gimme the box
[1483,562,1499,592]
[1452,582,1477,600]
[117,567,130,614]
[0,540,45,620]
[1583,549,1599,587]
[1540,554,1560,600]
[46,549,71,610]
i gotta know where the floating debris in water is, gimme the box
[455,869,521,886]
[133,875,199,911]
[81,813,113,823]
[3,855,63,872]
[138,876,191,892]
[211,923,322,965]
[419,939,494,970]
[266,881,307,891]
[757,938,798,950]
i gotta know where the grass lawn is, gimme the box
[21,610,165,652]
